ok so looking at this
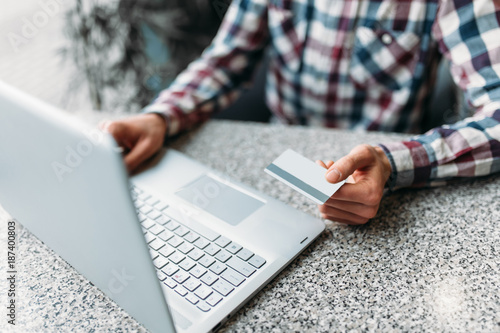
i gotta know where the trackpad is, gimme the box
[175,174,265,226]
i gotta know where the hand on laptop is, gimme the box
[316,145,391,225]
[101,113,167,172]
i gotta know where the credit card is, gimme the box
[264,149,346,205]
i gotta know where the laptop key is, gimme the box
[194,237,210,249]
[155,214,170,225]
[153,256,169,269]
[147,210,162,220]
[204,244,220,256]
[164,278,177,289]
[137,214,151,224]
[186,293,199,305]
[162,264,179,277]
[200,271,218,286]
[226,257,256,277]
[226,242,242,254]
[183,232,200,243]
[149,239,165,251]
[158,230,175,242]
[214,236,231,248]
[221,268,245,287]
[174,226,190,237]
[165,220,180,231]
[158,245,175,258]
[212,279,234,297]
[196,302,211,312]
[172,271,190,284]
[179,258,196,271]
[169,252,186,264]
[206,294,223,307]
[184,279,201,292]
[248,255,266,269]
[237,248,254,261]
[190,265,207,279]
[144,232,156,244]
[174,285,188,297]
[194,285,213,300]
[209,262,227,275]
[215,250,232,263]
[149,224,165,235]
[163,207,220,241]
[177,242,194,254]
[156,270,168,282]
[188,249,204,261]
[198,256,215,268]
[139,205,153,215]
[168,236,184,248]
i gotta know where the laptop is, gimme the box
[0,81,325,333]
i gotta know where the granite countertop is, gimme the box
[0,118,499,332]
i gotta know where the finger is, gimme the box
[105,121,129,145]
[318,205,369,224]
[320,215,365,225]
[325,145,375,183]
[330,182,383,206]
[316,160,328,169]
[315,160,334,169]
[124,137,157,172]
[322,198,378,219]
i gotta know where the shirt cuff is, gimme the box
[142,103,183,137]
[378,141,429,190]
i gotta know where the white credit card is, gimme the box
[264,149,346,205]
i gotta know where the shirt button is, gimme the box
[381,33,393,45]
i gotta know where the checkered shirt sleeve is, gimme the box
[380,0,500,189]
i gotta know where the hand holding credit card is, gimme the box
[264,149,346,204]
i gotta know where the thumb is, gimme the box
[325,145,374,183]
[124,137,158,172]
[102,121,132,149]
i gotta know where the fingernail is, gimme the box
[326,168,342,183]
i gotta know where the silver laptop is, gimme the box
[0,81,324,333]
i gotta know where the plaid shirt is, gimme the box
[145,0,500,189]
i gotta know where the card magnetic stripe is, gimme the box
[265,163,330,203]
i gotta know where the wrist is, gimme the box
[146,112,168,138]
[374,146,392,185]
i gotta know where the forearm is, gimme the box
[144,0,269,136]
[379,105,500,190]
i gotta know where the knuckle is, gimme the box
[355,144,373,155]
[318,205,328,213]
[365,188,383,206]
[363,206,379,219]
[107,121,123,133]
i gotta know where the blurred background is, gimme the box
[1,0,271,122]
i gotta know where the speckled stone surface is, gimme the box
[0,119,499,333]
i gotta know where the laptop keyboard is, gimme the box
[131,185,266,313]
